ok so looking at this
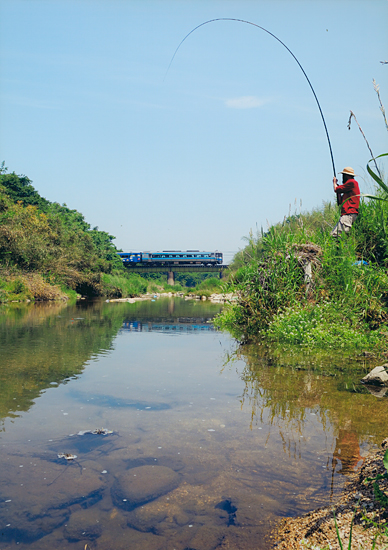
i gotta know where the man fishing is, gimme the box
[331,167,360,237]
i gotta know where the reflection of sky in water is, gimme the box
[0,299,384,549]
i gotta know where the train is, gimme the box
[118,250,223,266]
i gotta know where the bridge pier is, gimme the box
[167,271,175,286]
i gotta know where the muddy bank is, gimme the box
[271,438,388,549]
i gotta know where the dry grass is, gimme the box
[24,274,67,301]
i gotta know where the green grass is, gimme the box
[215,176,388,348]
[100,272,148,298]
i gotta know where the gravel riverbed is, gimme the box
[271,438,388,550]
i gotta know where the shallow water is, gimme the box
[0,298,386,550]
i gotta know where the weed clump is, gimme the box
[215,176,388,350]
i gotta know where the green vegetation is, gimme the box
[100,272,148,298]
[140,272,224,294]
[0,165,148,301]
[186,276,224,297]
[364,449,388,510]
[0,164,227,302]
[215,158,388,350]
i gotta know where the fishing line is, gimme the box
[165,18,336,178]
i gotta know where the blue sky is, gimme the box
[1,0,387,263]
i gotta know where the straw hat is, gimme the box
[338,167,355,176]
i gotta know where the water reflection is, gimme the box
[0,299,222,425]
[231,342,387,463]
[0,301,123,426]
[0,299,386,550]
[121,320,215,333]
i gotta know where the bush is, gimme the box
[0,171,123,296]
[100,272,147,298]
[216,184,388,345]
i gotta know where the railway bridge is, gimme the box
[124,264,229,285]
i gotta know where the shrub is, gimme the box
[216,176,388,345]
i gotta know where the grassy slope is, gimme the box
[215,192,388,350]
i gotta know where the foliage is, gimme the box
[100,272,148,298]
[363,449,388,510]
[332,504,357,550]
[140,271,223,288]
[215,159,388,347]
[0,168,124,297]
[265,302,383,348]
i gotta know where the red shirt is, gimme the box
[336,178,360,215]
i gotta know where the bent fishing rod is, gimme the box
[166,18,337,181]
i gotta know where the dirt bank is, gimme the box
[271,438,388,549]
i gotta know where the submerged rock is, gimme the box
[126,506,168,533]
[361,365,388,386]
[0,457,107,543]
[63,508,102,542]
[111,465,180,511]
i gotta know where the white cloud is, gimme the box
[225,96,270,109]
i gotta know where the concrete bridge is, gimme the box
[124,264,229,285]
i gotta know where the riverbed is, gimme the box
[0,298,386,550]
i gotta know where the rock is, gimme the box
[0,457,106,543]
[126,506,168,533]
[63,508,102,542]
[111,465,180,511]
[361,365,388,386]
[123,456,185,472]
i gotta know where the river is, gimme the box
[0,298,386,550]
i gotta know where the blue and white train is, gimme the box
[118,250,223,266]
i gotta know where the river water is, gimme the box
[0,298,386,550]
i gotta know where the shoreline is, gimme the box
[107,291,236,304]
[271,438,388,549]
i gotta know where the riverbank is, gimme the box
[271,439,388,549]
[108,291,236,304]
[215,196,388,352]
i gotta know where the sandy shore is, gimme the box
[271,438,388,549]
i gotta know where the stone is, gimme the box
[63,508,102,542]
[361,365,388,386]
[126,506,168,533]
[0,457,107,543]
[0,508,69,543]
[111,465,180,511]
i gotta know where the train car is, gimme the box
[117,252,142,264]
[118,251,222,266]
[144,251,222,266]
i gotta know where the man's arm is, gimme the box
[334,180,355,193]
